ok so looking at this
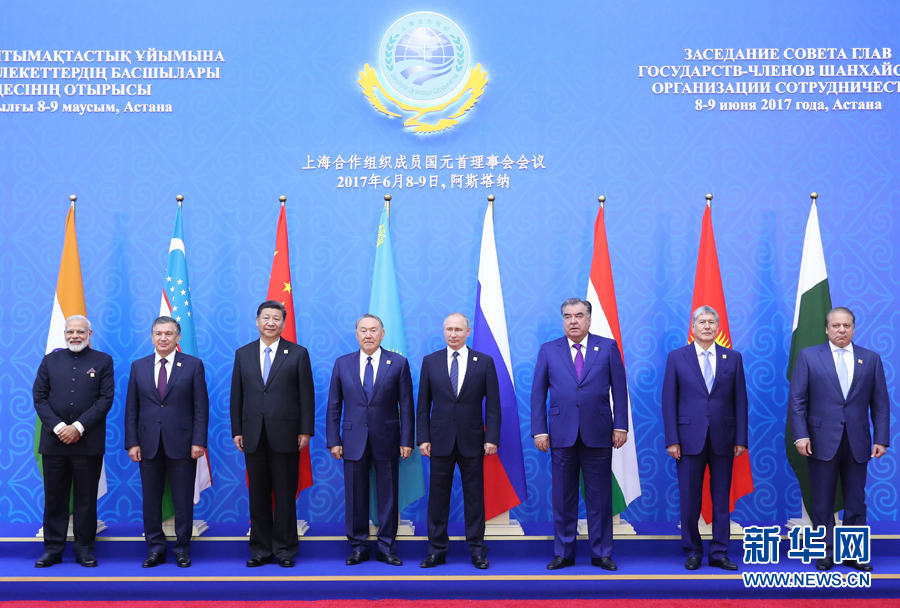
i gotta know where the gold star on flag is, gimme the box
[284,282,292,294]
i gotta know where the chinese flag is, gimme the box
[689,200,754,524]
[267,201,313,495]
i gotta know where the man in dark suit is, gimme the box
[230,300,316,568]
[417,312,501,569]
[531,298,628,571]
[789,306,890,572]
[662,305,748,571]
[124,316,209,568]
[326,313,415,566]
[33,315,114,568]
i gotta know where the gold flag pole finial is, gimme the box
[279,195,286,207]
[69,194,76,208]
[176,194,184,207]
[810,192,818,201]
[384,194,392,223]
[488,194,494,219]
[598,195,605,210]
[705,193,713,209]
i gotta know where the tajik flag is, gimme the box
[785,199,838,515]
[35,200,108,498]
[473,204,527,520]
[368,202,425,520]
[689,200,753,523]
[585,202,640,514]
[267,201,313,494]
[159,201,212,514]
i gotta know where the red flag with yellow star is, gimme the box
[266,202,313,494]
[689,200,753,524]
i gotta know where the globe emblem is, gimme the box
[395,28,454,86]
[379,12,470,104]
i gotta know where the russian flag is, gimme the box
[473,203,527,520]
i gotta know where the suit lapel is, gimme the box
[846,344,863,399]
[684,344,708,393]
[710,347,727,393]
[370,348,390,402]
[146,355,162,403]
[162,352,185,400]
[580,335,600,382]
[556,339,579,383]
[351,352,368,402]
[457,349,478,398]
[815,344,844,399]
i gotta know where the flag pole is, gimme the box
[177,194,184,207]
[279,195,286,207]
[598,195,605,209]
[488,193,494,219]
[706,192,712,209]
[384,193,391,224]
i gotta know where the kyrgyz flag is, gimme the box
[35,199,108,498]
[585,201,640,515]
[473,202,527,520]
[786,199,840,515]
[267,201,313,494]
[689,200,754,524]
[368,201,425,521]
[158,199,212,520]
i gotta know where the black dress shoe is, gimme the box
[709,557,738,571]
[142,552,166,568]
[377,552,402,566]
[592,556,618,571]
[816,557,834,571]
[472,556,489,570]
[420,554,446,568]
[35,552,62,568]
[279,557,295,568]
[547,556,575,570]
[76,553,98,568]
[176,553,191,568]
[346,551,369,565]
[685,556,701,570]
[246,555,274,568]
[842,559,873,572]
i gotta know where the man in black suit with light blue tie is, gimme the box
[789,306,890,572]
[417,312,501,570]
[125,316,209,568]
[326,313,415,566]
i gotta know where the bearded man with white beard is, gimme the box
[33,315,115,568]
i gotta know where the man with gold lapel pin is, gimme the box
[662,305,748,571]
[790,306,889,572]
[326,313,414,566]
[125,316,209,568]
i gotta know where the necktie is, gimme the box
[363,356,374,402]
[703,350,714,393]
[451,351,460,396]
[158,358,168,400]
[263,346,272,384]
[574,344,584,381]
[836,348,849,399]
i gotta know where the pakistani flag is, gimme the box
[785,198,840,515]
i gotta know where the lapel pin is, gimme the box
[473,356,478,362]
[722,354,727,359]
[90,373,95,378]
[858,359,863,365]
[386,359,392,365]
[594,346,599,351]
[177,362,182,367]
[283,349,289,355]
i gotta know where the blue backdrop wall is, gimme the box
[1,1,897,527]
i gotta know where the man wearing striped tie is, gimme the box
[789,306,890,572]
[662,305,748,572]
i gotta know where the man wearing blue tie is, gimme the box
[662,305,748,571]
[531,298,629,571]
[326,314,415,567]
[789,307,890,572]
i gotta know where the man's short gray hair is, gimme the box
[355,313,384,329]
[443,312,470,329]
[691,305,719,324]
[65,315,92,331]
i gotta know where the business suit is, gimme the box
[230,338,315,561]
[417,347,501,558]
[789,341,890,556]
[531,334,628,560]
[33,346,115,559]
[662,343,748,561]
[326,348,415,556]
[124,351,209,555]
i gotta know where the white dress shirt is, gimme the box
[359,347,382,385]
[694,341,717,377]
[260,338,280,377]
[830,341,855,387]
[447,345,468,392]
